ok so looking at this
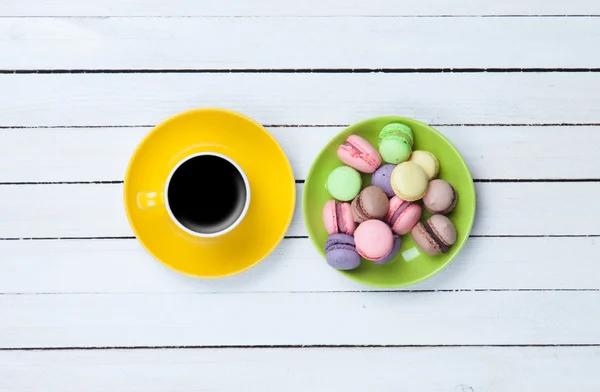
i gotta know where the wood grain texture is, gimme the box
[0,182,598,238]
[2,0,599,16]
[2,0,599,386]
[1,17,598,69]
[0,237,598,294]
[1,291,599,347]
[1,126,599,182]
[2,347,600,392]
[1,73,600,126]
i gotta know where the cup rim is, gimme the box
[163,152,251,238]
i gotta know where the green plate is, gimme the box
[303,116,476,288]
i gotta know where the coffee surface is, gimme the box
[168,155,247,234]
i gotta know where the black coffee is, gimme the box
[167,155,247,234]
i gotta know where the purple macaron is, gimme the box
[325,234,361,270]
[371,164,396,197]
[373,234,401,265]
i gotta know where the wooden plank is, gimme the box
[1,73,599,126]
[0,182,598,238]
[1,291,599,347]
[1,126,599,182]
[2,0,599,16]
[1,17,599,69]
[2,347,600,391]
[0,237,598,294]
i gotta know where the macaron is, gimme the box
[380,123,414,146]
[386,196,422,235]
[411,215,457,256]
[322,200,356,235]
[326,166,362,201]
[423,179,458,215]
[325,234,361,270]
[375,234,401,265]
[337,135,382,173]
[351,186,389,223]
[371,164,396,197]
[378,125,412,164]
[409,150,439,181]
[390,161,428,201]
[354,219,394,262]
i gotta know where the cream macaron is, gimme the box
[409,150,439,181]
[390,161,428,201]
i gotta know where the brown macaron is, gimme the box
[423,179,457,215]
[351,186,389,223]
[411,214,457,256]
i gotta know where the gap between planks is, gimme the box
[1,179,600,185]
[3,15,600,18]
[1,234,599,241]
[3,68,600,74]
[3,0,600,18]
[3,123,600,129]
[2,289,600,296]
[2,343,600,352]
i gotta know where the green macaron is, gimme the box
[380,123,414,146]
[326,166,362,201]
[378,124,413,164]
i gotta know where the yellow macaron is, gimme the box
[391,161,429,201]
[409,150,439,181]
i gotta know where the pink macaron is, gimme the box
[322,200,356,235]
[353,219,394,262]
[337,135,382,173]
[386,196,422,235]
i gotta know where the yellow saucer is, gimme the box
[123,108,296,278]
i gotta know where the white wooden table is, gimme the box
[1,1,600,390]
